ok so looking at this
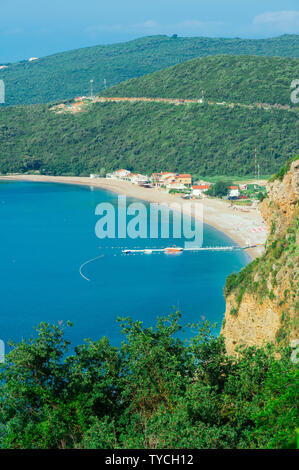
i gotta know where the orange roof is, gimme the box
[192,185,210,190]
[177,174,191,178]
[229,186,239,189]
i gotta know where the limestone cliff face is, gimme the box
[222,158,299,355]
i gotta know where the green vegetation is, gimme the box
[207,181,232,197]
[0,313,297,449]
[269,155,299,182]
[1,34,299,106]
[225,212,298,310]
[103,55,299,106]
[0,98,298,177]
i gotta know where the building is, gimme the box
[176,174,192,187]
[113,169,131,179]
[191,184,210,197]
[167,181,186,191]
[151,172,177,187]
[129,174,150,186]
[29,57,38,62]
[106,169,131,180]
[228,186,240,198]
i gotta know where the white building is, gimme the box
[191,185,210,197]
[106,169,131,180]
[228,186,240,198]
[167,181,186,190]
[130,174,150,186]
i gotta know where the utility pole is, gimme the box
[90,79,94,99]
[254,147,257,182]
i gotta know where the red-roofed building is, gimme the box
[228,186,240,197]
[176,174,192,186]
[191,184,210,197]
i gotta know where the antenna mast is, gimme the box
[90,79,94,99]
[254,147,257,181]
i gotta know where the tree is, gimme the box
[0,314,297,449]
[207,180,232,197]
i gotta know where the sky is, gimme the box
[1,0,299,63]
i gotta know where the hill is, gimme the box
[1,34,299,106]
[1,54,298,177]
[0,99,297,177]
[102,55,299,106]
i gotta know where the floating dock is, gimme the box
[122,244,261,254]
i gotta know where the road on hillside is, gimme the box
[51,95,294,114]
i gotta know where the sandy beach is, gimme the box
[0,175,267,259]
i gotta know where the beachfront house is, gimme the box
[106,169,131,180]
[90,174,100,179]
[129,173,150,186]
[228,186,240,198]
[167,181,186,191]
[191,184,210,197]
[151,172,177,187]
[176,174,192,187]
[151,172,193,188]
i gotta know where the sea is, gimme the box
[0,181,250,349]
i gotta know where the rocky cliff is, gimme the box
[222,157,299,355]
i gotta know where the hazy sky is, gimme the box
[1,0,298,62]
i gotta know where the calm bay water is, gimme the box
[0,181,249,347]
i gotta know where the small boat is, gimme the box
[123,250,132,254]
[144,249,153,254]
[164,246,183,253]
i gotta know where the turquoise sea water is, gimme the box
[0,181,250,347]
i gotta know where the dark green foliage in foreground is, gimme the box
[1,34,299,106]
[0,100,298,177]
[0,314,298,449]
[102,55,299,106]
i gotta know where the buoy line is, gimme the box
[79,254,104,282]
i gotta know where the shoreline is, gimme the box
[0,175,267,259]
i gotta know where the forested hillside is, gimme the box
[102,55,299,106]
[0,314,297,449]
[0,100,297,177]
[1,34,299,106]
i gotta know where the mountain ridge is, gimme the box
[1,34,299,106]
